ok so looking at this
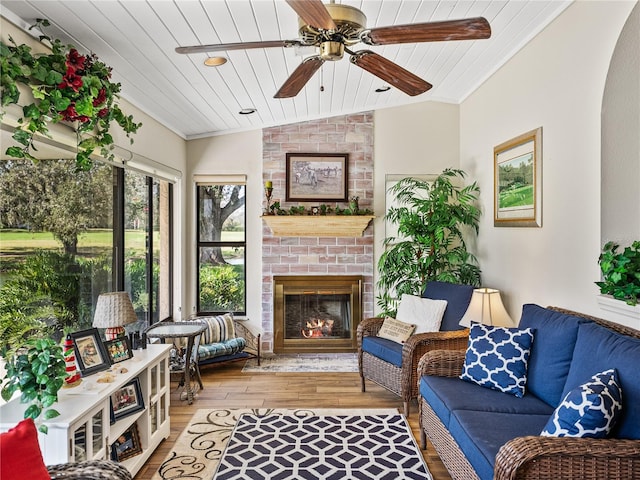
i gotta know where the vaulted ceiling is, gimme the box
[1,1,572,140]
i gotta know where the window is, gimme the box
[196,179,246,315]
[0,154,174,349]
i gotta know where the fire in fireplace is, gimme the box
[273,275,363,353]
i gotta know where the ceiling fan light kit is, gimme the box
[204,56,227,67]
[177,0,491,99]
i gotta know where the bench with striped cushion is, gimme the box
[195,314,248,364]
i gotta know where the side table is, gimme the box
[144,321,206,404]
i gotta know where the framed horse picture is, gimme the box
[285,153,348,202]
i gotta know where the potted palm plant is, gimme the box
[377,168,482,316]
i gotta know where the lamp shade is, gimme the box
[459,288,515,328]
[93,292,138,340]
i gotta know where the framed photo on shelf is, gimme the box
[285,153,348,202]
[70,328,110,376]
[494,127,543,227]
[110,378,145,422]
[111,422,142,462]
[104,337,133,365]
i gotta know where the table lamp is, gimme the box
[459,288,515,328]
[93,292,138,340]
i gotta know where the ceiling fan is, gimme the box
[175,0,491,98]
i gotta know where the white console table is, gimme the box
[0,343,171,476]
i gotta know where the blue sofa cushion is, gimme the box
[361,336,403,368]
[519,304,589,407]
[422,281,474,331]
[448,410,550,480]
[420,375,554,428]
[198,337,246,361]
[542,368,622,438]
[460,323,534,397]
[562,321,640,439]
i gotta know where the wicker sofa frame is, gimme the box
[357,316,468,416]
[417,306,640,480]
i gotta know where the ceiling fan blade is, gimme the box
[286,0,337,31]
[364,17,491,45]
[176,40,300,55]
[274,56,324,98]
[350,51,432,96]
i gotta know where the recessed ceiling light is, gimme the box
[375,86,391,93]
[204,56,227,67]
[239,108,257,115]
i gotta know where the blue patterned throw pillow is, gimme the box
[541,369,622,438]
[460,323,534,397]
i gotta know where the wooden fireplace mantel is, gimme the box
[261,215,374,237]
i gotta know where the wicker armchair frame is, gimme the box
[357,316,468,416]
[417,306,640,480]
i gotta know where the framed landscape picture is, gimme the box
[494,127,542,227]
[285,153,348,202]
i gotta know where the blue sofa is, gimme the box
[418,305,640,480]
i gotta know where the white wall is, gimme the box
[373,101,460,313]
[459,1,637,326]
[186,130,263,331]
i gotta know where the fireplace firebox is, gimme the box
[273,275,363,353]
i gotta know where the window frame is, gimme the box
[195,180,247,316]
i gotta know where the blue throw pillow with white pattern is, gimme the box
[460,323,534,397]
[540,368,622,438]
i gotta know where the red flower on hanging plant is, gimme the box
[58,66,83,92]
[65,48,86,71]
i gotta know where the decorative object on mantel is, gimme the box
[377,168,481,316]
[1,19,141,170]
[494,127,543,227]
[596,240,640,306]
[262,214,374,237]
[285,153,348,202]
[264,180,274,215]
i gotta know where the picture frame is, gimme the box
[111,422,142,462]
[104,337,133,365]
[110,378,145,422]
[285,153,348,202]
[494,127,543,227]
[70,328,110,376]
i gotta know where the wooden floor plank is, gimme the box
[133,362,451,480]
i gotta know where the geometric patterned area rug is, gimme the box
[214,414,432,480]
[241,353,358,373]
[152,408,404,480]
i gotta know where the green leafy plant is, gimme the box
[1,337,66,433]
[596,241,640,306]
[199,264,245,312]
[1,19,141,170]
[377,168,482,316]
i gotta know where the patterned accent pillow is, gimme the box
[378,317,416,344]
[460,323,534,397]
[541,369,622,438]
[199,313,236,344]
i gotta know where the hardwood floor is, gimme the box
[134,362,452,480]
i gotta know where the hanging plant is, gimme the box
[0,19,141,171]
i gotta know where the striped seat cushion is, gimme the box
[197,337,246,361]
[199,313,236,343]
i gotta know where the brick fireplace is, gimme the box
[261,112,374,353]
